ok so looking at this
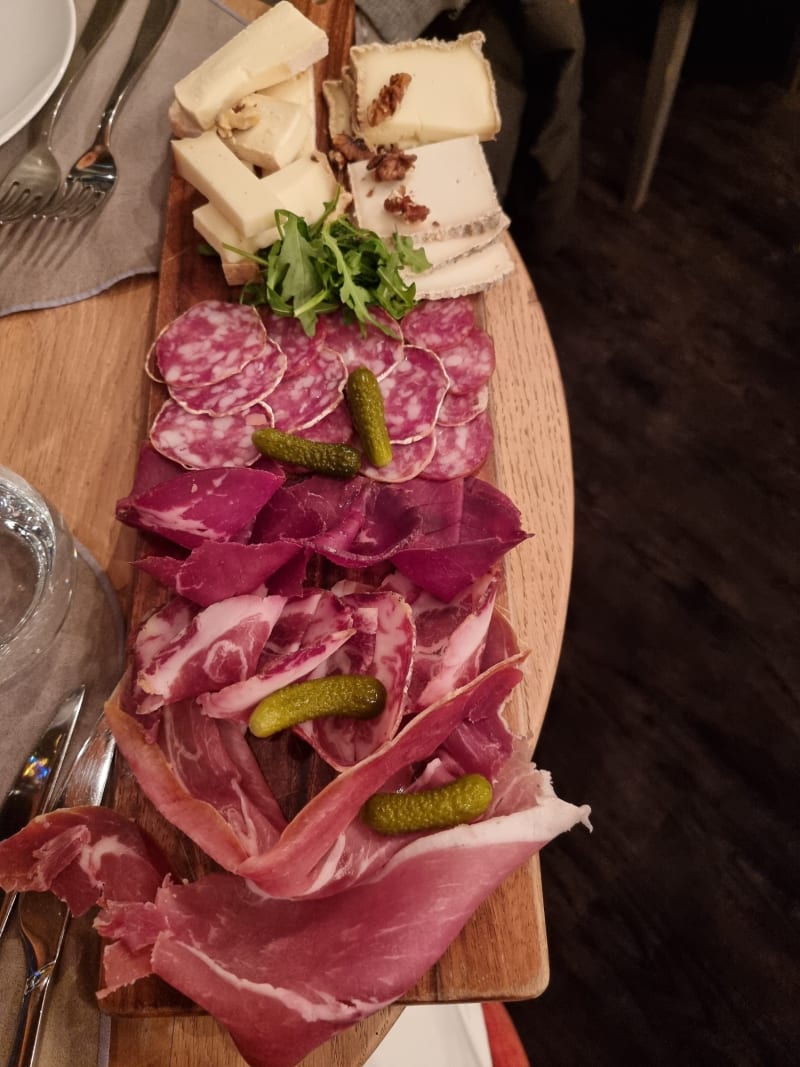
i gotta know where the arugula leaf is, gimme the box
[224,185,430,337]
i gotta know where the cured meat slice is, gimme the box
[296,591,415,770]
[105,696,286,872]
[116,465,284,549]
[156,300,269,387]
[323,307,404,380]
[400,296,476,351]
[0,807,169,916]
[267,347,347,432]
[379,346,449,444]
[392,477,528,602]
[136,542,303,607]
[380,569,500,712]
[124,596,198,715]
[297,401,354,444]
[199,591,356,722]
[420,411,493,481]
[438,326,496,396]
[138,594,287,706]
[309,482,420,567]
[360,434,437,483]
[261,308,330,380]
[437,384,489,427]
[150,399,273,469]
[169,343,287,416]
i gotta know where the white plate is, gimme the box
[0,0,76,148]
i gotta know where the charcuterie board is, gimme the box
[102,0,573,1019]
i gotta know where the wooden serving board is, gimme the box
[102,0,573,1018]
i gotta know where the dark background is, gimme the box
[501,2,799,1064]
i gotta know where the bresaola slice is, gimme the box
[115,464,284,549]
[155,300,270,387]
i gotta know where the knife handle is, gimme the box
[6,912,71,1067]
[0,890,16,943]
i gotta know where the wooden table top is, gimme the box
[0,6,573,1064]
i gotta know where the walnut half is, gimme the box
[366,73,412,128]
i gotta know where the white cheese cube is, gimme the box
[172,131,285,237]
[350,33,500,149]
[174,2,328,130]
[261,69,317,155]
[348,135,503,243]
[219,95,311,173]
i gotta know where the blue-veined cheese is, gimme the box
[348,135,503,242]
[174,2,328,129]
[350,32,500,148]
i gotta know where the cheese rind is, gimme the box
[174,2,328,129]
[350,33,500,148]
[404,240,515,300]
[348,135,502,242]
[404,213,510,271]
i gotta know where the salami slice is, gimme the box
[437,384,490,427]
[261,309,330,380]
[155,300,269,387]
[380,346,449,444]
[420,411,493,481]
[438,326,496,396]
[169,342,288,416]
[400,296,476,351]
[323,307,404,380]
[268,347,347,432]
[298,401,354,444]
[150,399,273,470]
[360,434,437,483]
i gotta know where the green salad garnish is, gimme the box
[225,188,429,337]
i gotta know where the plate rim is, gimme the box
[0,0,77,149]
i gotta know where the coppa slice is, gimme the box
[155,300,270,387]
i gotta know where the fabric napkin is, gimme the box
[0,540,126,1067]
[0,0,243,319]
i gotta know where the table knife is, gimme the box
[6,712,116,1067]
[0,685,86,942]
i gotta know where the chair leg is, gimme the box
[624,0,698,211]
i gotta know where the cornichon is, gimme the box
[345,366,393,468]
[361,773,493,835]
[251,427,361,478]
[249,675,387,738]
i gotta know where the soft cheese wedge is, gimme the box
[350,32,500,148]
[405,213,510,271]
[348,135,503,242]
[174,1,328,129]
[405,240,515,300]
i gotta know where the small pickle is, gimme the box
[345,366,393,468]
[361,773,493,835]
[252,427,361,478]
[249,675,387,738]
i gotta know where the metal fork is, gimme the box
[0,0,129,222]
[44,0,179,223]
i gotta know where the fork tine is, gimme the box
[45,184,104,222]
[0,188,38,222]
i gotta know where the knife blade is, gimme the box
[6,711,116,1067]
[0,685,86,942]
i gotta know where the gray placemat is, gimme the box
[0,541,126,1067]
[0,0,242,319]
